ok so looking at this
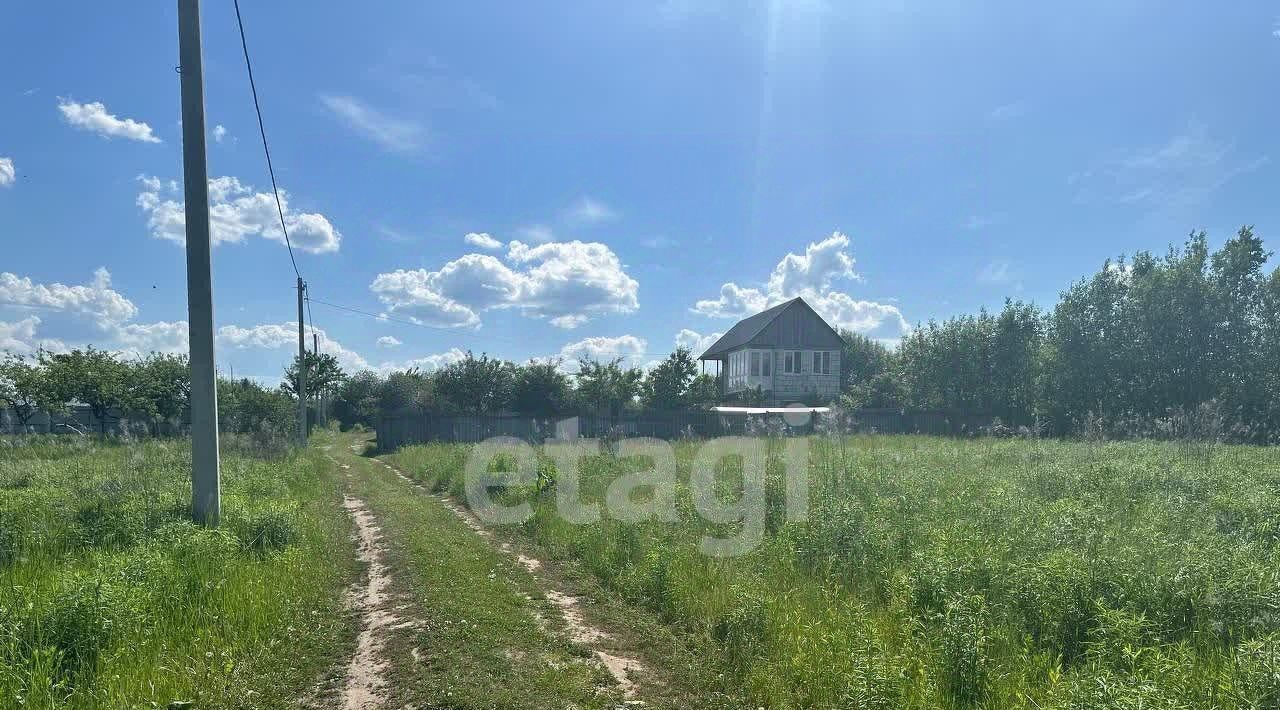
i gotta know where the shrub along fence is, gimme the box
[375,408,995,452]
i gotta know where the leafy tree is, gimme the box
[40,347,130,435]
[379,368,438,413]
[686,373,720,407]
[1259,266,1280,440]
[642,347,698,410]
[839,330,893,394]
[218,377,294,434]
[282,352,346,400]
[0,354,53,427]
[511,360,570,416]
[434,352,514,413]
[574,357,643,417]
[1041,259,1130,433]
[989,300,1043,424]
[1208,226,1270,428]
[333,370,383,429]
[129,353,192,433]
[844,371,904,409]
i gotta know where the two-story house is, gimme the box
[697,297,843,405]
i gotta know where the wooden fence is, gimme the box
[375,408,995,452]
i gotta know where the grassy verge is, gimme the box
[387,434,1280,709]
[0,434,356,709]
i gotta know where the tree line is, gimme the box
[0,348,302,437]
[839,227,1280,442]
[0,344,722,436]
[4,227,1278,441]
[330,349,721,430]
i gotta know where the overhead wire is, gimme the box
[232,0,301,281]
[225,4,701,369]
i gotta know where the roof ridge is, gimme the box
[697,297,802,359]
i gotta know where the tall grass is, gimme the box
[0,434,354,709]
[389,435,1280,708]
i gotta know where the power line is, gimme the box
[232,0,301,281]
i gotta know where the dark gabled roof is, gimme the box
[697,297,801,359]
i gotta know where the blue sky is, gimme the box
[3,1,1279,381]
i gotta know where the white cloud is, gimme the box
[376,335,402,348]
[517,224,555,243]
[376,348,467,374]
[766,232,859,296]
[0,317,38,353]
[217,323,302,351]
[464,232,502,250]
[806,292,911,334]
[565,196,618,225]
[692,283,768,318]
[1072,122,1268,211]
[212,124,228,143]
[218,320,466,375]
[0,157,14,187]
[0,317,66,355]
[558,335,647,369]
[218,322,371,373]
[57,99,161,143]
[319,94,425,153]
[691,231,909,337]
[115,320,190,355]
[0,268,138,328]
[549,314,589,329]
[137,174,341,253]
[675,328,722,356]
[371,239,639,329]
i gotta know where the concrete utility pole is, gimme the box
[297,277,308,446]
[178,0,220,526]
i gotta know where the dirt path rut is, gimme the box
[373,458,647,703]
[324,453,406,710]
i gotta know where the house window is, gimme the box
[750,351,760,376]
[783,350,803,374]
[762,351,771,377]
[820,351,831,374]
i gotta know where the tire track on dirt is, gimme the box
[324,452,409,710]
[373,457,646,702]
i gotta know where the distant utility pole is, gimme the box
[311,331,321,426]
[297,277,308,446]
[178,0,220,526]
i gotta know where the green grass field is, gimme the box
[0,435,356,709]
[388,434,1280,709]
[6,430,1278,709]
